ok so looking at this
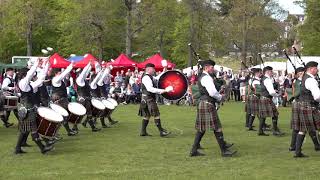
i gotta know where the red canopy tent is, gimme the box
[49,53,71,68]
[73,54,99,68]
[138,53,175,71]
[106,53,138,75]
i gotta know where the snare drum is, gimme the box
[67,102,86,124]
[50,103,69,117]
[37,107,63,138]
[4,96,19,109]
[91,99,106,117]
[101,99,115,117]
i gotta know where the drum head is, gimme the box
[37,107,63,123]
[68,102,86,116]
[158,70,188,101]
[101,100,115,110]
[50,103,69,117]
[91,99,106,110]
[107,98,118,107]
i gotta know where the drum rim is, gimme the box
[37,107,64,123]
[68,102,87,115]
[107,98,118,106]
[101,100,115,109]
[157,70,188,101]
[50,103,69,117]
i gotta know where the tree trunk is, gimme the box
[240,1,248,70]
[98,35,103,61]
[159,29,164,57]
[188,0,196,68]
[26,2,33,56]
[125,6,132,57]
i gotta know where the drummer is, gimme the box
[51,63,77,136]
[1,68,16,127]
[96,66,118,126]
[76,62,101,132]
[138,63,173,137]
[15,59,53,154]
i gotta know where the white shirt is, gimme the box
[263,74,277,97]
[305,73,320,102]
[52,63,73,87]
[76,63,92,87]
[250,76,261,87]
[1,75,14,91]
[141,73,165,94]
[200,72,222,101]
[19,61,43,93]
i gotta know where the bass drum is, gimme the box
[157,70,188,101]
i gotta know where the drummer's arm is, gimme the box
[97,68,110,86]
[19,60,39,89]
[54,63,73,84]
[90,70,104,89]
[1,78,14,91]
[76,63,91,87]
[142,75,165,94]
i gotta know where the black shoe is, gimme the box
[190,151,205,157]
[102,125,110,128]
[197,144,204,150]
[248,128,257,131]
[225,142,234,149]
[110,120,118,125]
[67,131,77,136]
[273,131,285,136]
[221,149,237,157]
[160,129,171,137]
[46,140,55,146]
[258,132,269,136]
[4,122,14,128]
[41,145,54,154]
[315,146,320,151]
[289,147,295,151]
[140,132,152,136]
[14,149,27,154]
[54,136,63,141]
[294,153,308,158]
[21,143,32,147]
[92,127,101,132]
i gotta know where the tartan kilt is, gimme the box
[290,101,300,130]
[245,95,259,115]
[297,101,320,131]
[195,101,221,132]
[138,98,160,117]
[258,96,279,118]
[18,109,38,133]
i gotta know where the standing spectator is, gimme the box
[239,72,248,102]
[125,84,136,104]
[232,74,241,101]
[132,79,141,103]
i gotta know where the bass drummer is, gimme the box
[138,62,173,137]
[1,68,16,127]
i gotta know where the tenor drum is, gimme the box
[107,98,118,107]
[101,99,115,117]
[67,102,86,124]
[50,103,69,117]
[4,96,19,109]
[158,70,188,101]
[37,107,63,138]
[91,99,106,117]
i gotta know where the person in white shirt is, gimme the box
[190,60,236,157]
[258,66,284,136]
[294,61,320,158]
[14,60,53,154]
[138,63,173,137]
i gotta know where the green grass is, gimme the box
[0,102,319,180]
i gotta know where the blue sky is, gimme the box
[277,0,304,14]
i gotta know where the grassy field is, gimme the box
[0,102,319,180]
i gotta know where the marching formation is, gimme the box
[1,54,320,159]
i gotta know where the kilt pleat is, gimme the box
[297,102,320,131]
[245,95,259,115]
[195,101,221,132]
[18,110,38,133]
[290,101,300,130]
[258,96,279,118]
[138,98,160,117]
